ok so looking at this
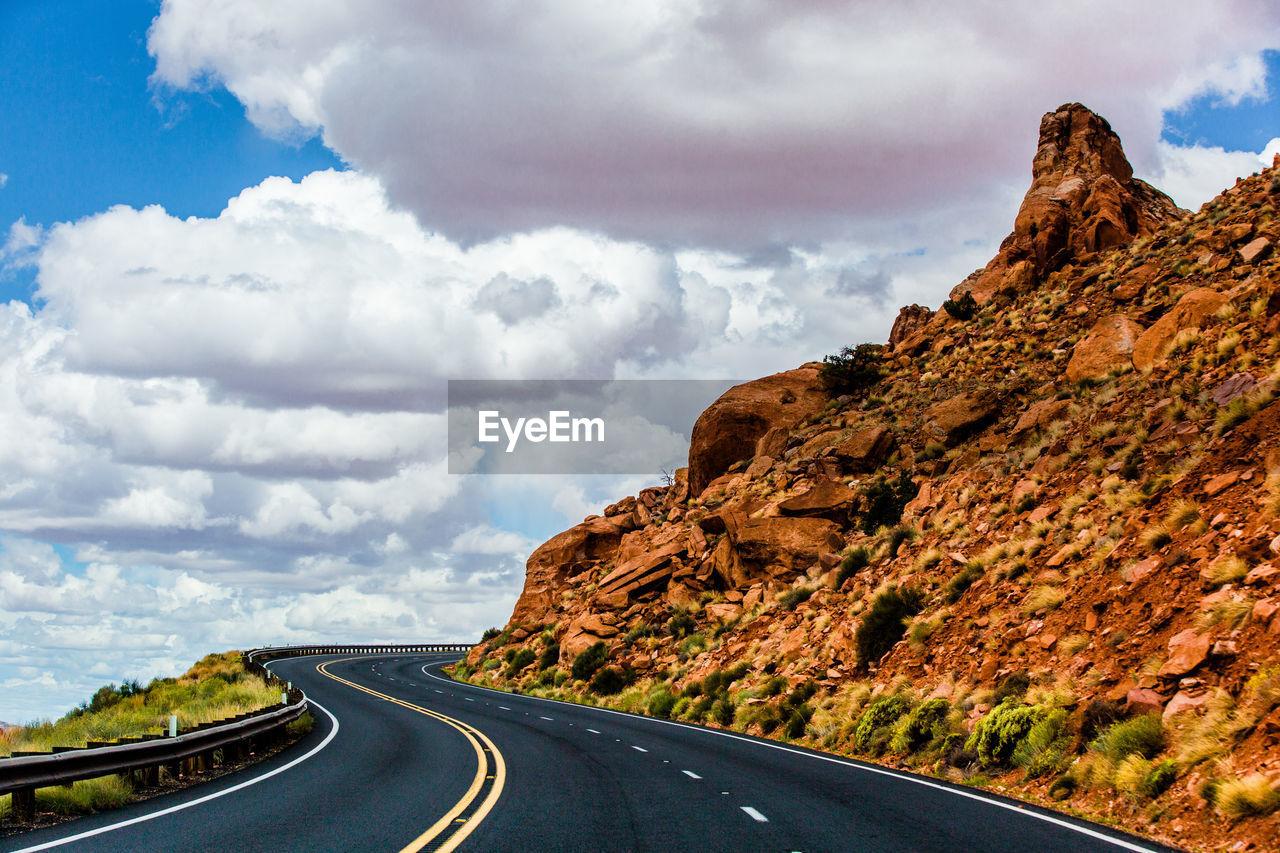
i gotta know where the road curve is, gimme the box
[1,654,1178,852]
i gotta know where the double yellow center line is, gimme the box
[316,659,506,853]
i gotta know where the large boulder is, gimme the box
[830,425,895,472]
[1132,288,1227,371]
[952,103,1184,304]
[728,516,842,580]
[888,304,934,352]
[924,390,1001,446]
[687,367,828,497]
[1065,314,1143,382]
[777,478,857,521]
[509,516,628,625]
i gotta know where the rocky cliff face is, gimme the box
[462,105,1280,851]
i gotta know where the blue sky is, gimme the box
[1,2,1278,722]
[0,0,341,302]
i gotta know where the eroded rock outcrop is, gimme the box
[687,367,828,497]
[953,103,1183,304]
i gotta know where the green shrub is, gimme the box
[853,694,911,753]
[1093,714,1164,761]
[480,626,502,642]
[819,343,884,396]
[943,563,982,604]
[537,643,559,671]
[1011,708,1071,777]
[942,291,978,321]
[861,473,919,534]
[647,689,677,718]
[1141,759,1178,799]
[889,698,951,754]
[504,647,536,678]
[855,586,925,669]
[710,698,734,726]
[571,642,609,681]
[589,666,627,695]
[785,706,812,738]
[834,547,871,588]
[967,699,1048,768]
[778,586,814,611]
[666,610,696,638]
[763,676,787,697]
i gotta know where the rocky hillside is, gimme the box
[456,104,1280,852]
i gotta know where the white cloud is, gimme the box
[1151,140,1277,211]
[0,173,8,189]
[5,3,1280,720]
[148,1,1280,248]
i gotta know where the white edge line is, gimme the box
[10,659,340,853]
[418,663,1161,853]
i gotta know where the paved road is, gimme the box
[2,654,1178,852]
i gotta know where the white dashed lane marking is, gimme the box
[631,746,647,753]
[741,806,769,823]
[587,729,600,734]
[498,706,511,711]
[682,771,701,779]
[540,716,554,721]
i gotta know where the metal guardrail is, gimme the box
[243,643,473,670]
[1,643,472,825]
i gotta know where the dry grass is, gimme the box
[1214,773,1280,818]
[1022,584,1066,615]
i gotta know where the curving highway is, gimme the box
[1,654,1177,852]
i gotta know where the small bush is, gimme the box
[1012,708,1071,777]
[854,694,911,753]
[1214,772,1280,818]
[571,642,609,681]
[944,564,982,604]
[889,698,951,754]
[942,291,978,321]
[480,626,502,642]
[778,586,815,611]
[819,344,884,396]
[1081,699,1124,741]
[647,688,677,718]
[666,610,696,638]
[589,667,627,695]
[990,672,1031,706]
[538,643,560,671]
[1093,714,1164,761]
[834,547,871,588]
[967,700,1048,768]
[855,586,925,669]
[504,648,536,678]
[861,473,920,534]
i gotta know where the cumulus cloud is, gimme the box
[148,0,1280,248]
[6,3,1280,720]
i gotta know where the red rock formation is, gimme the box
[953,103,1184,304]
[686,367,828,497]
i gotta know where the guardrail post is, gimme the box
[12,786,35,823]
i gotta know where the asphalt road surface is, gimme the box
[2,653,1178,852]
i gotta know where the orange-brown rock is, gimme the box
[1158,629,1212,678]
[888,304,934,352]
[777,478,857,522]
[728,516,841,579]
[596,540,687,599]
[1011,398,1071,442]
[1065,314,1143,382]
[829,425,895,472]
[687,367,828,497]
[924,391,1001,446]
[509,515,628,625]
[1132,288,1226,371]
[954,103,1182,304]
